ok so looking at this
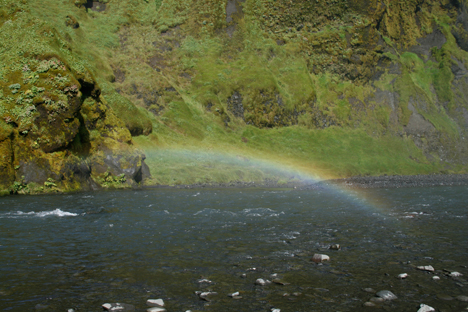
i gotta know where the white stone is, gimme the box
[417,265,435,272]
[228,292,240,297]
[376,290,397,300]
[417,303,435,312]
[271,309,281,312]
[450,271,463,277]
[146,299,164,307]
[311,254,330,263]
[398,273,408,279]
[102,304,112,310]
[255,278,270,286]
[147,308,166,312]
[432,276,440,280]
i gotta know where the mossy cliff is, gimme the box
[1,0,468,193]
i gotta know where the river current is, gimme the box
[0,186,467,311]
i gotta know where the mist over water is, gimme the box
[0,186,467,311]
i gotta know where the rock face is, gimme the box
[0,56,151,194]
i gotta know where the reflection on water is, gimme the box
[0,186,467,311]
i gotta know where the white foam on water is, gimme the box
[0,209,78,218]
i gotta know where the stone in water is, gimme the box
[449,271,463,277]
[311,254,330,263]
[376,290,397,301]
[147,308,166,312]
[417,265,434,272]
[146,299,164,307]
[398,273,408,279]
[255,278,270,286]
[417,304,435,312]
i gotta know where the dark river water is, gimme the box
[0,186,467,312]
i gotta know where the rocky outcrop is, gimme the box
[0,53,151,194]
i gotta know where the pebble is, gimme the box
[197,278,212,283]
[67,310,75,312]
[271,309,281,312]
[450,271,463,277]
[433,276,440,280]
[363,302,376,307]
[398,273,408,279]
[376,290,397,301]
[255,278,271,286]
[363,288,376,293]
[329,244,341,250]
[457,295,468,302]
[417,265,435,272]
[311,254,330,263]
[417,303,435,312]
[146,299,164,307]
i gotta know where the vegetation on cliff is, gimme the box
[1,0,468,193]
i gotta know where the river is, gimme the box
[0,186,467,311]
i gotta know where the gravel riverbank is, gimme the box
[147,174,468,190]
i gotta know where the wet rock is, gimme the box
[197,278,213,284]
[417,304,435,312]
[456,295,468,302]
[147,308,166,312]
[68,309,75,312]
[195,291,218,301]
[376,290,397,301]
[271,309,281,312]
[272,279,290,285]
[370,297,384,303]
[437,294,454,300]
[255,278,271,286]
[432,276,440,280]
[146,299,165,307]
[311,254,330,263]
[398,273,409,279]
[363,288,376,293]
[449,271,463,277]
[329,244,341,250]
[102,303,135,311]
[228,292,242,299]
[292,292,302,297]
[363,302,376,307]
[417,265,435,272]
